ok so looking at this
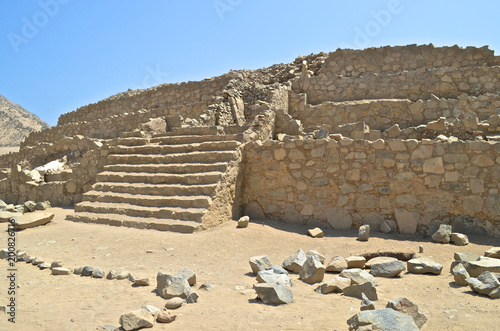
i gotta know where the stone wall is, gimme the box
[242,138,500,237]
[290,93,500,131]
[292,66,500,105]
[320,44,497,77]
[57,76,230,125]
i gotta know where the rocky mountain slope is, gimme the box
[0,94,50,146]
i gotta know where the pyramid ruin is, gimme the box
[1,44,499,236]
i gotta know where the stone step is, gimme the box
[66,212,200,233]
[111,137,150,146]
[150,133,243,145]
[161,126,225,136]
[107,151,238,165]
[114,140,241,154]
[92,182,218,197]
[83,191,212,208]
[75,201,206,221]
[103,162,228,174]
[95,171,223,185]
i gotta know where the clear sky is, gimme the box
[0,0,499,126]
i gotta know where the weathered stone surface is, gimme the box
[186,292,199,303]
[12,212,54,230]
[454,252,479,262]
[452,264,470,286]
[463,259,500,277]
[81,266,94,276]
[237,216,249,228]
[315,276,351,294]
[107,270,118,280]
[407,257,443,275]
[326,207,352,230]
[164,297,184,309]
[431,224,452,243]
[347,308,419,331]
[450,233,469,246]
[306,250,326,263]
[365,257,396,269]
[343,281,378,300]
[307,227,324,238]
[175,268,196,286]
[156,273,191,299]
[370,259,406,278]
[141,305,161,316]
[249,255,273,274]
[38,262,50,269]
[0,249,9,259]
[24,201,36,212]
[117,271,130,280]
[257,269,292,287]
[34,201,51,211]
[380,221,392,234]
[119,309,154,331]
[346,256,366,269]
[485,247,500,259]
[358,225,370,241]
[299,255,325,284]
[74,266,83,275]
[51,267,70,275]
[92,268,105,278]
[386,297,427,328]
[157,311,177,323]
[270,266,288,274]
[394,209,419,234]
[134,278,150,286]
[253,283,293,305]
[466,272,500,298]
[340,269,378,286]
[50,261,62,269]
[326,256,348,273]
[282,249,307,273]
[361,292,375,311]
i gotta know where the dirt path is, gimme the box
[0,208,499,330]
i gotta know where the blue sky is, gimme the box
[0,0,499,126]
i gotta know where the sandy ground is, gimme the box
[0,208,499,331]
[0,147,19,156]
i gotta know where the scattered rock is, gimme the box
[325,256,348,273]
[117,271,130,280]
[38,263,50,269]
[454,252,480,262]
[96,325,119,331]
[451,264,470,286]
[50,261,62,269]
[52,267,70,275]
[370,259,406,278]
[199,283,215,291]
[175,268,196,286]
[450,233,469,246]
[134,278,150,286]
[141,305,161,317]
[32,257,44,265]
[306,250,326,263]
[419,245,424,253]
[249,255,273,274]
[465,271,500,298]
[164,297,184,309]
[186,292,199,303]
[253,283,294,305]
[358,225,370,241]
[299,255,325,284]
[407,257,443,275]
[74,266,84,275]
[340,269,378,286]
[361,292,375,311]
[431,224,452,243]
[12,212,54,230]
[365,257,396,269]
[237,216,249,228]
[34,201,51,211]
[157,311,177,323]
[347,308,419,331]
[119,308,155,331]
[386,297,427,328]
[315,276,351,294]
[156,273,191,299]
[462,259,500,277]
[485,247,500,259]
[282,249,307,273]
[92,268,105,278]
[346,256,366,269]
[256,269,292,286]
[0,249,9,259]
[107,270,118,280]
[24,201,36,212]
[270,266,288,274]
[307,227,324,238]
[343,282,378,300]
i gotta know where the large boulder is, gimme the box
[119,309,154,331]
[256,269,292,287]
[282,249,307,273]
[306,250,326,264]
[451,264,470,286]
[299,255,325,284]
[370,259,406,278]
[249,255,273,274]
[175,268,196,286]
[347,308,419,331]
[386,297,427,328]
[325,256,348,273]
[156,273,191,299]
[450,233,469,246]
[407,257,443,275]
[253,283,293,305]
[465,271,500,298]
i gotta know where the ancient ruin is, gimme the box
[1,43,499,237]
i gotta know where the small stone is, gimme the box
[307,227,324,238]
[315,276,351,294]
[74,267,84,275]
[419,245,424,253]
[282,249,307,273]
[306,250,326,263]
[315,128,329,139]
[485,247,500,259]
[237,216,249,228]
[325,256,348,273]
[128,274,136,282]
[386,297,428,328]
[199,283,215,291]
[186,292,199,303]
[249,255,273,274]
[257,269,293,287]
[38,263,50,270]
[32,257,44,265]
[50,261,62,269]
[157,273,191,299]
[117,271,130,280]
[452,264,470,286]
[92,268,104,278]
[24,201,36,212]
[253,283,294,305]
[96,324,118,331]
[0,249,9,259]
[358,225,370,241]
[164,297,184,309]
[407,257,443,275]
[340,268,378,286]
[175,268,196,286]
[52,267,71,275]
[361,292,375,311]
[431,224,452,243]
[119,308,154,331]
[81,266,94,276]
[107,270,118,280]
[141,305,161,316]
[134,278,150,286]
[450,233,469,246]
[157,311,177,323]
[346,256,366,269]
[299,255,325,284]
[34,201,51,211]
[343,282,378,300]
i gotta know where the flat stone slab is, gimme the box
[12,212,54,230]
[463,260,500,277]
[0,211,20,223]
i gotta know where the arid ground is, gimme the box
[0,208,499,331]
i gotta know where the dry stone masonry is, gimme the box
[1,43,499,236]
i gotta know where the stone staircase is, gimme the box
[67,126,245,233]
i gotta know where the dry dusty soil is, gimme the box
[0,208,499,330]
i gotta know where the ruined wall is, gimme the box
[320,44,496,77]
[290,93,500,131]
[57,76,229,125]
[242,138,500,237]
[292,66,500,105]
